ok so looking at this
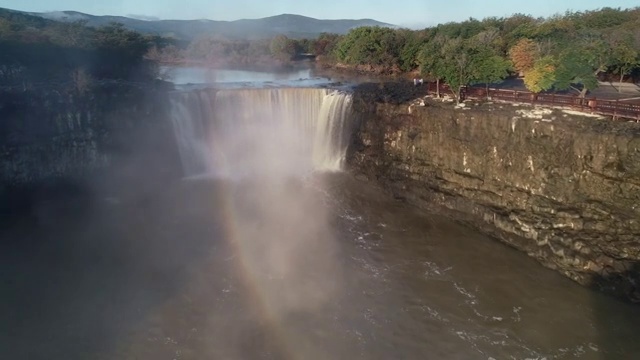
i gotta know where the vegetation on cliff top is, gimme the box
[330,7,640,100]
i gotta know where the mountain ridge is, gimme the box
[15,9,396,40]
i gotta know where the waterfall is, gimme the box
[168,88,352,178]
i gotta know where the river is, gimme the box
[1,68,639,360]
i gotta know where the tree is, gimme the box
[508,38,538,76]
[270,35,295,61]
[334,27,405,69]
[398,29,426,72]
[49,20,90,47]
[523,56,556,93]
[575,29,612,78]
[608,30,639,90]
[312,33,341,57]
[502,13,539,48]
[470,47,511,96]
[418,34,448,98]
[553,46,603,97]
[472,28,502,52]
[93,22,153,79]
[433,37,474,102]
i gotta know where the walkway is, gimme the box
[423,80,640,121]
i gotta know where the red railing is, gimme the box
[424,83,640,121]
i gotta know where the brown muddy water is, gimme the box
[2,173,639,360]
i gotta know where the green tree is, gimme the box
[398,29,426,72]
[521,38,610,97]
[501,13,539,48]
[608,29,639,90]
[418,34,448,98]
[470,46,511,96]
[433,37,474,102]
[553,46,603,97]
[334,27,405,69]
[93,22,153,79]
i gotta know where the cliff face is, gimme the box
[349,88,640,301]
[0,83,181,202]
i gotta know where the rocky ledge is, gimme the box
[348,82,640,302]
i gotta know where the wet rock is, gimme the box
[0,83,182,201]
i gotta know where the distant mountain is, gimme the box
[26,10,396,40]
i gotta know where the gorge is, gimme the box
[1,79,640,359]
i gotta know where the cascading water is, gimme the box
[168,87,352,178]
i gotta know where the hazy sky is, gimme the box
[0,0,637,28]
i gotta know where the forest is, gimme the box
[329,7,640,100]
[2,6,639,101]
[0,8,175,90]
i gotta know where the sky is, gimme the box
[0,0,638,28]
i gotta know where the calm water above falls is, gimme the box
[1,85,639,360]
[161,66,339,89]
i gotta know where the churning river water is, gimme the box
[2,69,639,360]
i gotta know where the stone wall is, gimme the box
[348,88,640,301]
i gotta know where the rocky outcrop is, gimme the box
[0,82,182,206]
[349,84,640,301]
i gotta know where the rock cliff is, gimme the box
[0,82,181,210]
[349,83,640,301]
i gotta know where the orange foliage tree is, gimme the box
[508,38,538,76]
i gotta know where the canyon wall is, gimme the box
[349,84,640,301]
[0,83,181,207]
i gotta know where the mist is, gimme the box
[185,87,354,354]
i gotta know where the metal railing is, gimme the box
[423,83,640,121]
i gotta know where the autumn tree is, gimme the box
[508,38,538,76]
[523,56,556,93]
